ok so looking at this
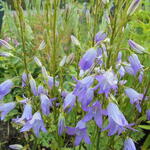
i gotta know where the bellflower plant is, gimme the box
[124,138,136,150]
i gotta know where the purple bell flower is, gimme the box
[48,76,59,88]
[125,88,143,112]
[63,92,76,112]
[73,76,94,97]
[103,103,135,136]
[58,114,65,136]
[79,48,97,71]
[83,101,103,128]
[94,31,107,45]
[95,70,118,97]
[0,102,16,120]
[124,138,136,150]
[38,85,48,95]
[15,103,32,123]
[20,112,47,137]
[22,72,27,87]
[128,40,146,54]
[66,120,91,146]
[0,80,13,100]
[29,77,38,96]
[40,94,52,115]
[146,109,150,120]
[128,54,143,76]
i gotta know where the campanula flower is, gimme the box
[127,0,141,16]
[0,102,16,120]
[48,76,59,88]
[58,114,65,136]
[66,120,91,146]
[22,72,27,87]
[79,48,97,71]
[95,70,118,97]
[0,79,13,100]
[94,31,107,45]
[128,40,146,54]
[73,76,94,97]
[125,88,143,112]
[63,92,76,112]
[20,112,47,137]
[103,103,135,136]
[146,109,150,120]
[15,103,32,123]
[124,138,136,150]
[38,85,48,95]
[29,77,38,96]
[83,101,103,128]
[40,94,52,115]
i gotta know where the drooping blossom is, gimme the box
[34,56,42,67]
[73,76,94,97]
[40,94,52,115]
[94,31,107,45]
[0,80,13,100]
[125,88,144,112]
[127,0,141,16]
[128,40,146,54]
[38,85,48,95]
[103,103,135,136]
[83,101,103,128]
[48,76,59,88]
[146,109,150,120]
[95,70,118,97]
[15,103,32,123]
[58,114,65,136]
[29,77,38,96]
[20,112,47,137]
[79,48,97,71]
[22,72,27,87]
[66,120,91,146]
[9,144,23,150]
[124,138,136,150]
[0,39,14,49]
[0,102,16,120]
[63,92,76,112]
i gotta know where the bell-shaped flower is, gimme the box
[128,40,146,54]
[15,103,32,123]
[83,101,103,128]
[38,85,48,95]
[0,102,16,120]
[95,70,118,97]
[48,76,59,88]
[73,76,94,97]
[128,54,143,76]
[127,0,141,16]
[20,112,47,137]
[40,94,52,115]
[94,31,107,45]
[79,48,97,71]
[103,103,135,136]
[124,138,136,150]
[125,88,144,112]
[0,80,13,100]
[66,120,91,146]
[63,92,76,112]
[29,77,38,96]
[146,109,150,120]
[22,72,27,87]
[58,114,65,136]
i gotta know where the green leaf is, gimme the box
[138,125,150,130]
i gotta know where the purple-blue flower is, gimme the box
[58,114,65,136]
[94,31,107,45]
[22,72,27,87]
[79,48,97,71]
[15,103,32,123]
[0,79,13,100]
[125,88,143,112]
[103,103,135,136]
[0,102,16,120]
[124,138,136,150]
[48,76,59,88]
[40,94,52,115]
[95,70,118,97]
[66,120,91,146]
[83,101,103,128]
[146,109,150,120]
[20,112,47,137]
[38,85,48,95]
[29,77,38,96]
[63,92,76,112]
